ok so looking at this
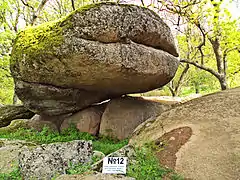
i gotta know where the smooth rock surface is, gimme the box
[61,104,106,135]
[56,173,135,180]
[130,87,240,180]
[19,140,92,179]
[11,3,179,116]
[99,96,171,140]
[0,105,34,128]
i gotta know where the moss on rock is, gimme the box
[10,3,102,66]
[10,2,179,116]
[0,105,34,128]
[0,119,29,134]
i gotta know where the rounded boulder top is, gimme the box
[11,2,179,116]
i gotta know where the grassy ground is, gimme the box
[0,127,183,180]
[0,126,128,155]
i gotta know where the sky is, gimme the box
[228,1,240,18]
[17,0,240,30]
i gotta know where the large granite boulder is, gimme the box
[11,2,179,116]
[99,96,171,140]
[0,105,34,128]
[130,87,240,180]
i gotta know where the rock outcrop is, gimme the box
[130,87,240,180]
[11,2,179,116]
[0,105,34,128]
[99,96,171,140]
[18,140,92,179]
[0,139,37,174]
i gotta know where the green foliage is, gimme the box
[0,1,16,104]
[171,174,185,180]
[0,126,128,155]
[164,0,240,94]
[0,167,21,180]
[66,162,93,175]
[127,147,169,180]
[0,127,184,179]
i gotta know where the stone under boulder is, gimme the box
[0,119,58,134]
[18,140,92,179]
[99,96,171,140]
[31,114,71,130]
[11,2,179,116]
[0,105,34,128]
[130,87,240,180]
[60,104,106,135]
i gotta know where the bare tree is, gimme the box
[152,0,240,91]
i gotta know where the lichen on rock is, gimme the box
[18,140,93,179]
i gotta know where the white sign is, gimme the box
[102,157,127,174]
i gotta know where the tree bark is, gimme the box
[71,0,75,11]
[209,38,223,74]
[219,76,227,90]
[31,0,50,25]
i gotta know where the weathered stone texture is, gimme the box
[18,140,92,179]
[130,87,240,180]
[11,3,179,116]
[0,139,37,174]
[56,173,136,180]
[61,104,106,135]
[99,96,171,140]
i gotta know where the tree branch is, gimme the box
[180,59,222,79]
[175,64,190,93]
[31,0,49,25]
[20,0,34,11]
[71,0,75,11]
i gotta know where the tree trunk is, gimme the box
[194,82,200,94]
[219,76,227,90]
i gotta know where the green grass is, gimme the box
[127,147,169,180]
[0,127,183,180]
[0,126,128,155]
[0,126,128,179]
[127,147,184,180]
[0,168,21,180]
